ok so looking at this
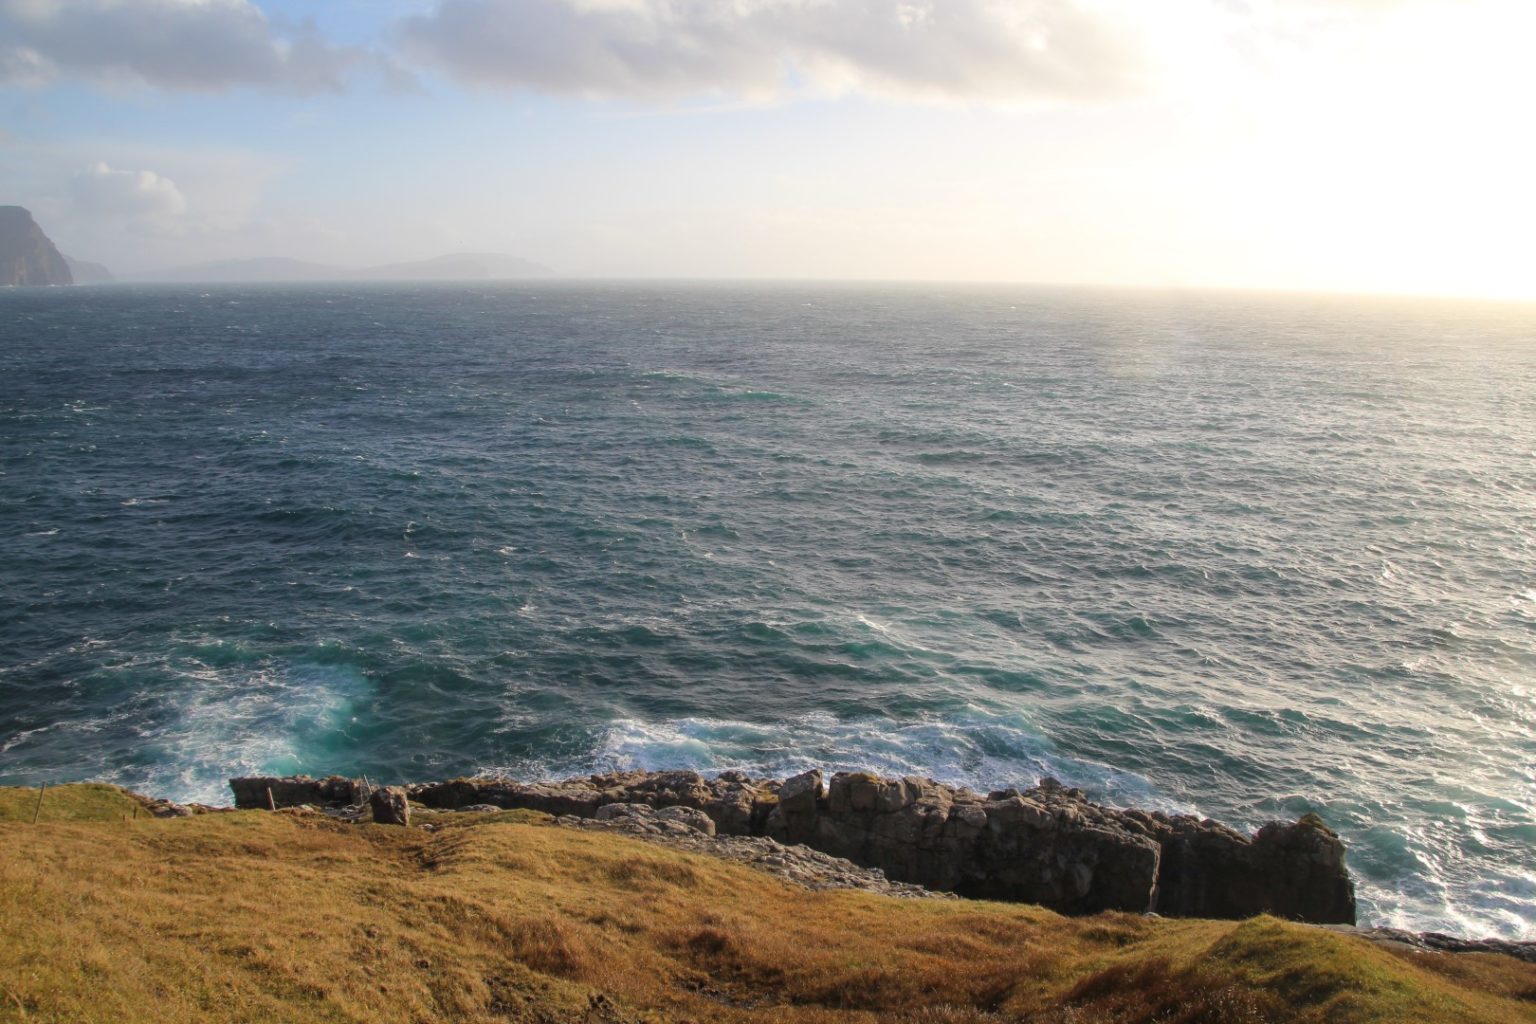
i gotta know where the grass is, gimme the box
[0,785,1532,1023]
[0,782,147,823]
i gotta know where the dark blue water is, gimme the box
[2,282,1533,937]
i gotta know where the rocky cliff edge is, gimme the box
[231,768,1357,925]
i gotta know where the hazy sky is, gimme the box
[2,0,1533,297]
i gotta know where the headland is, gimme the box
[3,776,1535,1023]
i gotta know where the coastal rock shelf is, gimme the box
[573,801,948,900]
[230,769,1357,924]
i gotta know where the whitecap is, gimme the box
[119,659,373,806]
[0,724,56,754]
[491,708,1188,815]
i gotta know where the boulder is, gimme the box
[369,787,410,826]
[146,800,194,818]
[654,805,717,836]
[764,769,823,841]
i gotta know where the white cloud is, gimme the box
[70,161,188,220]
[0,0,1460,105]
[0,0,365,93]
[397,0,1150,102]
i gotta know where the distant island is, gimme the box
[1,203,550,287]
[136,251,553,284]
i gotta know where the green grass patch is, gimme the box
[0,782,147,822]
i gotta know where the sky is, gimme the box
[2,0,1533,298]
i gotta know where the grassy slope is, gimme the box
[0,786,1532,1024]
[0,782,148,822]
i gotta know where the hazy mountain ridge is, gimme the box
[138,252,553,283]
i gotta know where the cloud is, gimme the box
[397,0,1149,102]
[0,0,365,93]
[70,161,188,220]
[0,0,1461,103]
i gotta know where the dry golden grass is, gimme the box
[1,785,1533,1023]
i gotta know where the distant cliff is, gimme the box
[0,206,72,287]
[63,255,114,285]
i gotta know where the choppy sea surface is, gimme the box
[2,282,1533,937]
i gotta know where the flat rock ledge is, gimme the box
[568,802,946,899]
[231,768,1356,925]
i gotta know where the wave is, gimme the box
[98,655,373,807]
[481,709,1190,817]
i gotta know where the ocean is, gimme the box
[1,281,1532,939]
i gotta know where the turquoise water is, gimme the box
[2,282,1533,938]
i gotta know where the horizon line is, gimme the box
[41,275,1536,307]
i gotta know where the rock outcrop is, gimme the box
[369,786,410,826]
[406,769,774,836]
[1153,811,1357,924]
[230,774,359,809]
[231,769,1356,924]
[572,802,945,899]
[0,207,72,287]
[757,772,1352,922]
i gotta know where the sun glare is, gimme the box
[1240,0,1536,299]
